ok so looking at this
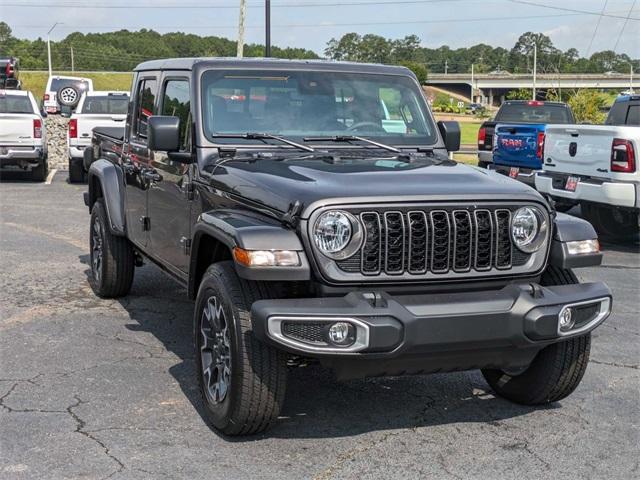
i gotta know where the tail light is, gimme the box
[477,127,486,146]
[33,118,42,139]
[69,119,78,138]
[5,62,11,77]
[528,101,544,106]
[44,94,50,101]
[536,132,545,160]
[611,138,636,173]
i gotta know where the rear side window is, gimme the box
[496,104,572,123]
[134,78,157,138]
[624,105,639,126]
[606,102,628,125]
[81,96,128,114]
[0,95,33,113]
[161,79,191,149]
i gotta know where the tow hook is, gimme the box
[528,283,544,299]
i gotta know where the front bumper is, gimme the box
[0,147,45,171]
[252,281,611,376]
[489,164,537,187]
[536,172,638,209]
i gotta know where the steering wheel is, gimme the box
[347,121,386,132]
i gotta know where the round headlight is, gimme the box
[313,210,362,259]
[511,207,548,253]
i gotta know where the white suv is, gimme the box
[43,75,93,114]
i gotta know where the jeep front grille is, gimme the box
[333,205,537,279]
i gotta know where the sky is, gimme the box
[1,0,638,58]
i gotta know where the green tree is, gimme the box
[399,61,428,83]
[568,90,607,124]
[506,88,532,100]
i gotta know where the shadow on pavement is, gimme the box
[79,254,542,441]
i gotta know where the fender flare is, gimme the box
[87,159,126,236]
[188,210,310,297]
[549,212,602,269]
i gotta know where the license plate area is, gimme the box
[565,176,579,192]
[509,167,519,178]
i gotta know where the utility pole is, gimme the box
[631,64,635,93]
[532,42,537,100]
[47,22,62,78]
[444,59,448,75]
[237,0,246,58]
[265,0,271,57]
[70,46,74,72]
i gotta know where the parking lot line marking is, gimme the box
[45,169,57,185]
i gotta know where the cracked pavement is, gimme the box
[1,172,639,479]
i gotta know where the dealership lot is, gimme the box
[0,173,638,480]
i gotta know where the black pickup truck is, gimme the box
[84,58,611,436]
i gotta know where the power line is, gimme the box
[584,0,609,58]
[507,0,640,20]
[612,0,638,53]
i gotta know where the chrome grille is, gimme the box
[342,207,526,277]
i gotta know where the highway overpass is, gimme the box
[427,73,638,105]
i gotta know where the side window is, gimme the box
[161,79,191,150]
[606,103,626,126]
[625,105,639,126]
[134,78,157,139]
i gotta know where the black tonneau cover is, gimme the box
[93,126,125,142]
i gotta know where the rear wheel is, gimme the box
[481,266,591,405]
[68,158,86,183]
[31,160,48,182]
[195,261,287,436]
[89,199,134,298]
[581,203,639,240]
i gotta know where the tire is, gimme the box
[195,261,287,436]
[68,158,86,183]
[481,266,591,405]
[89,200,134,298]
[31,160,48,182]
[57,86,80,108]
[581,202,639,240]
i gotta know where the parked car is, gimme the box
[43,75,93,114]
[0,57,21,90]
[536,95,639,238]
[0,89,48,181]
[67,91,128,183]
[477,100,575,173]
[84,58,610,436]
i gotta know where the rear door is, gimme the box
[147,74,193,274]
[123,74,158,249]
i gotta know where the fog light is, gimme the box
[327,322,356,346]
[559,307,575,331]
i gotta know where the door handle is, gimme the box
[142,170,163,182]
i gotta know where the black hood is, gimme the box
[207,155,544,218]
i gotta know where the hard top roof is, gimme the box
[615,94,640,103]
[134,57,413,76]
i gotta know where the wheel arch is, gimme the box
[87,159,126,236]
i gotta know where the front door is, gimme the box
[124,75,158,249]
[147,75,193,274]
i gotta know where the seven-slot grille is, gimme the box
[337,207,529,277]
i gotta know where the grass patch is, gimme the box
[453,152,479,165]
[459,122,481,145]
[19,71,134,99]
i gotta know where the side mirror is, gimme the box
[437,120,461,152]
[148,115,181,152]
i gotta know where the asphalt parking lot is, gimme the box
[1,172,639,480]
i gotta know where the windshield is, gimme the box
[0,95,33,114]
[201,70,436,145]
[496,103,572,123]
[81,96,128,114]
[50,78,90,93]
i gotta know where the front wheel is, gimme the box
[195,261,287,436]
[481,266,591,405]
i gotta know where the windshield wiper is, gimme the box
[210,132,314,152]
[303,135,401,153]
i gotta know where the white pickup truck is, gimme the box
[67,91,128,182]
[536,95,639,238]
[0,90,48,181]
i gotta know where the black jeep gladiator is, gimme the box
[84,58,611,436]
